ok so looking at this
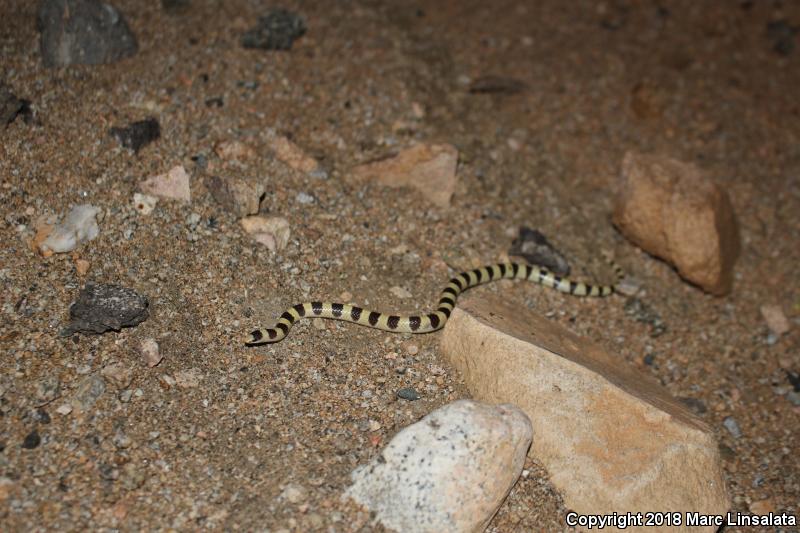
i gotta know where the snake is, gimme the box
[245,256,624,345]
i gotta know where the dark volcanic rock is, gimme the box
[109,118,160,152]
[37,0,138,67]
[62,283,149,336]
[1,83,32,126]
[509,227,570,276]
[241,9,306,51]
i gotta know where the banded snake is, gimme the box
[245,256,624,345]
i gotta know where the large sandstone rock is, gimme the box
[344,400,532,533]
[349,143,458,207]
[612,152,740,295]
[440,293,729,533]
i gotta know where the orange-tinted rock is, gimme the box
[269,135,319,173]
[349,143,458,208]
[612,152,740,295]
[440,293,729,533]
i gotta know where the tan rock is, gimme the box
[440,293,729,533]
[349,143,458,208]
[612,152,740,295]
[214,139,256,161]
[74,258,91,276]
[344,399,532,533]
[0,477,14,501]
[760,304,790,336]
[240,215,291,251]
[205,175,265,217]
[269,135,318,173]
[140,165,191,203]
[174,368,202,389]
[139,337,162,367]
[100,362,133,389]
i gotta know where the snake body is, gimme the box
[245,259,623,345]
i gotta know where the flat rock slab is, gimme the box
[440,293,729,533]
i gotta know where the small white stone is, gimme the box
[295,192,315,204]
[389,286,412,299]
[282,483,307,504]
[40,204,101,254]
[133,193,158,215]
[55,403,73,415]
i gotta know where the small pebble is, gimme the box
[281,483,307,504]
[109,118,160,153]
[101,363,133,389]
[39,204,102,255]
[22,430,41,449]
[113,430,132,449]
[786,391,800,407]
[241,9,306,51]
[55,403,72,415]
[389,286,412,299]
[396,388,421,401]
[33,409,51,424]
[722,416,742,438]
[174,368,202,388]
[72,375,106,413]
[760,305,790,335]
[140,337,162,367]
[240,216,291,252]
[74,258,91,276]
[214,139,256,161]
[295,192,315,204]
[133,193,158,215]
[140,165,191,203]
[35,376,60,404]
[615,276,641,296]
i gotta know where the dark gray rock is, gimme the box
[22,430,41,449]
[161,0,190,12]
[509,227,570,276]
[37,0,138,67]
[396,387,421,401]
[62,283,149,336]
[241,9,306,51]
[1,83,32,126]
[109,118,160,153]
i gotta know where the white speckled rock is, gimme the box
[40,204,102,254]
[344,399,532,533]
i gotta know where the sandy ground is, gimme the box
[1,1,799,531]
